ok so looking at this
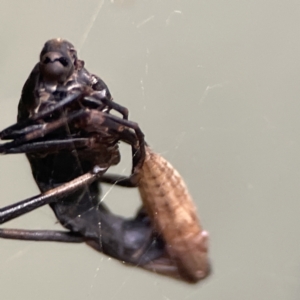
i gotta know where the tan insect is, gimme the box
[136,146,210,283]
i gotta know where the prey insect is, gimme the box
[0,38,210,283]
[138,147,210,282]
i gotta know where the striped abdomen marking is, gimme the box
[137,147,210,283]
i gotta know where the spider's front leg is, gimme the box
[0,88,130,141]
[0,166,108,224]
[0,98,134,155]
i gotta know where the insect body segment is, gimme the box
[137,147,210,282]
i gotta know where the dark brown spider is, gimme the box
[0,39,210,283]
[0,38,163,267]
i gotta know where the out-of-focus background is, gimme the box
[0,1,299,299]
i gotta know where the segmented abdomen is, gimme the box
[137,147,210,282]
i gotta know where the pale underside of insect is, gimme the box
[137,147,210,283]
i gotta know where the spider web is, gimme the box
[1,0,300,300]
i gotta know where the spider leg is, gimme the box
[66,110,147,171]
[1,107,143,163]
[0,214,188,280]
[100,98,128,119]
[1,91,129,140]
[0,92,82,139]
[0,166,107,224]
[0,215,166,267]
[0,193,166,266]
[1,109,145,187]
[2,138,91,154]
[0,228,84,242]
[79,111,145,174]
[1,110,145,182]
[2,124,45,140]
[85,92,129,119]
[0,109,87,153]
[97,124,146,187]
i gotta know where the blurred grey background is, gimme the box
[0,0,299,299]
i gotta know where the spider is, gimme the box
[0,39,210,283]
[0,38,164,268]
